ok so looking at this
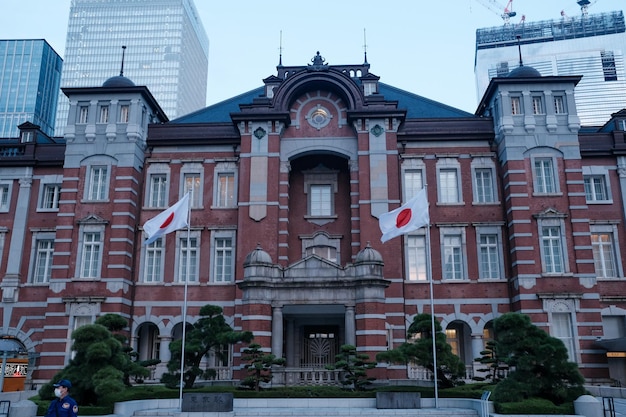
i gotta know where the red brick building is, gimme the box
[1,53,625,389]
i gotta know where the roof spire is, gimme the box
[120,45,127,76]
[516,35,523,67]
[278,30,283,67]
[363,28,368,65]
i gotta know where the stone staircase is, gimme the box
[127,398,484,417]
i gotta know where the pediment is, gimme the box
[77,214,109,224]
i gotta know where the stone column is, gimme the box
[272,306,283,358]
[345,306,356,346]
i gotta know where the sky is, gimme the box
[0,0,623,114]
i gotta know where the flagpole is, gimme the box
[425,184,439,408]
[178,190,192,411]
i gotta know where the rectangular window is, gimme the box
[184,173,202,208]
[310,184,332,216]
[149,174,167,208]
[479,234,500,279]
[0,184,10,211]
[81,232,102,278]
[439,169,459,203]
[78,105,89,124]
[553,96,565,114]
[511,96,522,115]
[21,131,33,143]
[41,184,61,210]
[584,175,608,202]
[532,96,543,114]
[542,226,564,273]
[214,238,233,282]
[404,170,424,201]
[99,105,109,123]
[552,313,576,360]
[144,238,164,282]
[534,158,556,194]
[119,105,130,123]
[216,172,235,207]
[88,166,108,201]
[407,235,428,281]
[179,237,198,282]
[474,168,494,203]
[591,232,617,278]
[34,239,54,283]
[601,51,618,82]
[443,234,464,279]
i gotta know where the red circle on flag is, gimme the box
[396,208,412,228]
[160,213,175,229]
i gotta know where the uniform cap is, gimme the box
[53,379,72,388]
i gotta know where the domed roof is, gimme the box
[243,244,273,266]
[354,242,383,264]
[102,75,136,88]
[508,65,541,78]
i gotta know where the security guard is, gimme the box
[45,379,78,417]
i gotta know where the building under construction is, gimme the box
[475,5,626,125]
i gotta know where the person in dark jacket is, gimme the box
[45,379,78,417]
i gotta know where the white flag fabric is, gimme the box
[143,193,190,245]
[379,188,430,243]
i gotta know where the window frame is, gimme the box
[29,232,56,284]
[78,103,89,124]
[86,165,109,201]
[402,166,425,203]
[210,230,236,283]
[213,162,238,209]
[553,94,566,114]
[142,237,165,283]
[176,231,200,283]
[0,182,12,212]
[76,225,105,279]
[583,167,612,204]
[181,163,203,209]
[471,158,498,204]
[510,95,523,115]
[590,223,623,279]
[406,232,429,282]
[436,158,462,204]
[532,156,559,195]
[531,94,544,115]
[119,104,130,123]
[38,181,62,212]
[536,217,569,275]
[440,227,467,280]
[98,103,110,124]
[476,226,505,280]
[303,166,338,221]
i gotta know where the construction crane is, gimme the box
[561,0,597,19]
[475,0,518,25]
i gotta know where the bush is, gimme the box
[495,397,575,415]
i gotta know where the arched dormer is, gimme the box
[271,69,365,114]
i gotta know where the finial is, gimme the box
[363,28,368,65]
[120,45,127,77]
[278,30,283,67]
[516,35,523,67]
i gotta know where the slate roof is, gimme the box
[170,82,472,125]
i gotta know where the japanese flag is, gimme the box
[143,193,190,245]
[379,188,430,243]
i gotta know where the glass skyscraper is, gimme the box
[475,10,626,126]
[56,0,209,135]
[0,39,62,138]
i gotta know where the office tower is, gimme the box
[475,9,626,125]
[55,0,209,135]
[0,39,62,138]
